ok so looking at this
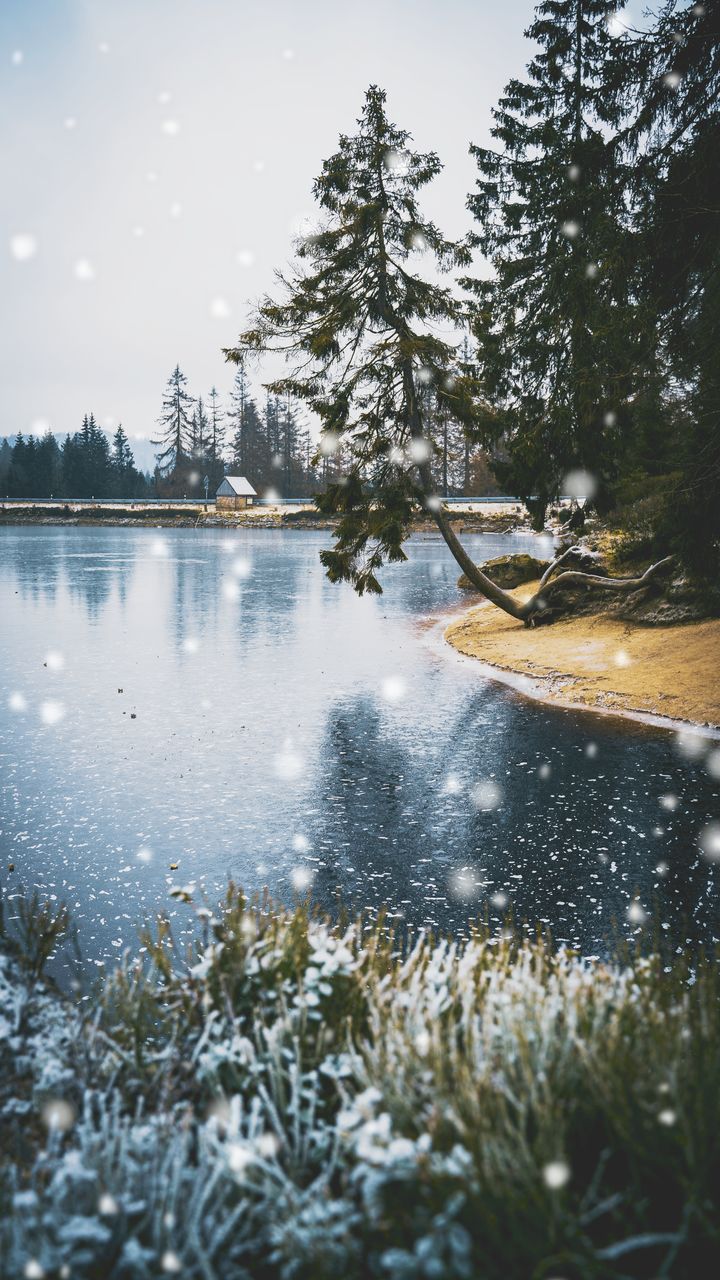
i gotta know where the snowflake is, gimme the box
[290,866,314,892]
[470,780,503,812]
[40,700,65,727]
[381,676,406,704]
[699,822,720,863]
[383,148,411,177]
[606,13,628,38]
[706,749,720,780]
[675,730,707,760]
[74,258,95,282]
[406,437,432,464]
[563,468,597,500]
[41,1099,75,1131]
[543,1160,570,1189]
[236,249,255,267]
[274,740,305,781]
[627,899,647,925]
[319,430,340,456]
[10,233,37,261]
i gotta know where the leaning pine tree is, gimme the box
[226,86,671,623]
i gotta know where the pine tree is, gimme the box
[152,365,194,477]
[192,396,210,459]
[224,86,524,607]
[111,425,134,494]
[467,0,646,525]
[227,362,252,474]
[207,386,226,465]
[614,0,720,572]
[35,431,61,497]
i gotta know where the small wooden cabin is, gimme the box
[215,476,257,510]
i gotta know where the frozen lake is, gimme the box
[1,524,718,970]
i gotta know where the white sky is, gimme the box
[1,0,537,446]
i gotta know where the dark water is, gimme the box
[1,525,718,969]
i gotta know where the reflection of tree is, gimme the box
[307,688,720,955]
[62,534,137,620]
[308,694,424,925]
[5,531,60,604]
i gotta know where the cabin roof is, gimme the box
[216,476,257,497]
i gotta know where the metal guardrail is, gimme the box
[1,497,211,506]
[2,494,529,507]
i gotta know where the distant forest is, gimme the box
[0,360,500,501]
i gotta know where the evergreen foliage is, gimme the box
[152,365,195,480]
[466,0,649,525]
[612,0,720,573]
[226,86,484,594]
[0,420,148,500]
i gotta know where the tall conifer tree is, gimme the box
[467,0,645,524]
[152,365,194,477]
[207,386,226,465]
[225,86,526,608]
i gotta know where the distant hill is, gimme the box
[1,432,158,475]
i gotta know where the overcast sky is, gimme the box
[1,0,538,448]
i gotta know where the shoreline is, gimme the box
[442,583,720,734]
[0,510,529,534]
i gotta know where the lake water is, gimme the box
[1,525,718,970]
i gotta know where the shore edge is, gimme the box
[442,585,720,735]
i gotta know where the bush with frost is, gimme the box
[1,884,719,1278]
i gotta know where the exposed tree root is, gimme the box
[425,492,676,626]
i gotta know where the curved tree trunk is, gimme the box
[423,487,674,625]
[427,494,527,620]
[409,367,675,626]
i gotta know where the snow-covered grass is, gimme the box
[1,884,719,1278]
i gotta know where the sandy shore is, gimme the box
[444,582,720,730]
